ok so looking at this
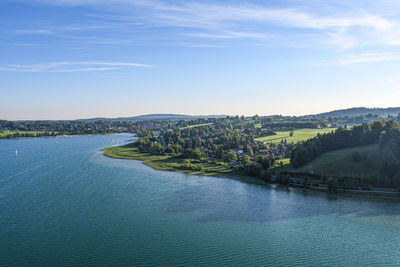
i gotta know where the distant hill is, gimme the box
[314,107,400,118]
[81,114,226,122]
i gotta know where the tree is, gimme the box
[180,148,201,160]
[153,143,165,154]
[242,154,251,164]
[289,131,294,137]
[239,162,262,177]
[189,148,202,160]
[222,150,238,163]
[255,155,271,169]
[248,147,254,157]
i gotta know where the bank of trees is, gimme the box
[0,120,141,138]
[290,120,400,187]
[238,155,275,180]
[290,121,398,168]
[378,126,400,182]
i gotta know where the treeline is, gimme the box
[1,131,57,139]
[237,155,276,181]
[290,121,398,168]
[0,120,139,138]
[378,126,400,180]
[259,112,399,129]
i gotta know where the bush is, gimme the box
[180,160,204,172]
[238,162,263,177]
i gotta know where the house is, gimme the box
[203,148,213,154]
[235,149,244,158]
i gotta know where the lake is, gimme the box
[1,134,400,266]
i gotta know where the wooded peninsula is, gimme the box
[3,109,400,194]
[100,111,400,195]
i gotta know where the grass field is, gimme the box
[102,143,235,176]
[179,123,214,130]
[0,130,46,138]
[280,144,379,177]
[255,128,335,144]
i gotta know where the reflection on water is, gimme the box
[165,179,400,223]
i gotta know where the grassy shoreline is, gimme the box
[102,143,400,199]
[101,143,265,184]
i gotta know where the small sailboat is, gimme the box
[15,150,18,156]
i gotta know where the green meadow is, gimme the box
[102,143,235,176]
[293,144,378,177]
[276,144,379,178]
[255,128,335,144]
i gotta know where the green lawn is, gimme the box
[102,143,234,176]
[179,123,214,130]
[282,144,379,177]
[255,128,335,144]
[0,130,47,138]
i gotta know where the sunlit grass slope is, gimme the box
[255,128,335,144]
[286,144,379,177]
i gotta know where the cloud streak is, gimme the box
[0,61,152,72]
[316,52,400,65]
[19,0,399,49]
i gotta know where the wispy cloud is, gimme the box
[186,31,269,40]
[9,0,400,57]
[18,0,399,49]
[316,52,400,65]
[15,29,54,35]
[26,0,394,29]
[13,26,138,45]
[0,61,152,72]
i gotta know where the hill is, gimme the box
[290,144,379,177]
[313,107,400,118]
[81,114,226,122]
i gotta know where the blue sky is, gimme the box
[1,0,400,120]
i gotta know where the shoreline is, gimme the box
[102,144,400,200]
[101,145,264,184]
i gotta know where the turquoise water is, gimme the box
[1,134,400,266]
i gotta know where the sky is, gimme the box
[1,0,400,120]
